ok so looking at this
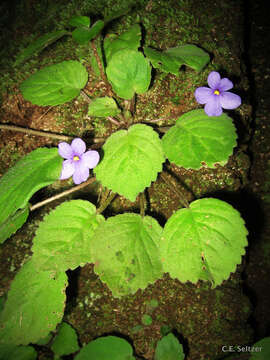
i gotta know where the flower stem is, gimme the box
[160,172,190,208]
[96,191,116,214]
[29,177,97,211]
[0,124,73,141]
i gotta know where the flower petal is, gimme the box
[71,138,86,155]
[220,92,241,110]
[58,142,73,159]
[81,150,100,169]
[218,78,233,92]
[204,96,223,116]
[73,161,89,184]
[60,160,75,180]
[194,87,213,104]
[207,71,221,89]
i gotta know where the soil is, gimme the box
[0,0,269,359]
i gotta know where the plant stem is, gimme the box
[0,124,74,141]
[160,172,190,208]
[80,90,92,103]
[107,116,121,126]
[96,191,116,214]
[140,193,145,217]
[29,177,97,211]
[91,39,113,96]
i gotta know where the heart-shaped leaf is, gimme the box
[106,49,151,99]
[154,333,185,360]
[162,109,237,169]
[161,198,248,287]
[91,213,163,297]
[94,124,165,201]
[20,60,88,106]
[31,200,104,272]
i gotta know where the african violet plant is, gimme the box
[0,16,247,348]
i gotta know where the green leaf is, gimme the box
[20,60,88,106]
[88,97,121,117]
[15,30,68,66]
[51,322,79,357]
[154,334,185,360]
[166,44,210,71]
[144,44,210,75]
[0,206,29,244]
[0,260,67,345]
[144,47,180,75]
[74,336,135,360]
[250,337,270,359]
[91,213,163,297]
[162,109,237,169]
[161,198,248,287]
[72,20,104,44]
[0,344,37,360]
[69,15,90,28]
[31,200,104,272]
[94,124,165,201]
[0,148,62,234]
[106,49,151,99]
[105,24,141,63]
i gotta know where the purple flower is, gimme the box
[194,71,241,116]
[58,138,99,184]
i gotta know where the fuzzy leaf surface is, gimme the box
[88,97,120,117]
[106,49,151,99]
[15,30,68,66]
[0,206,29,244]
[20,61,88,106]
[162,109,237,169]
[0,148,62,231]
[94,124,165,201]
[91,213,163,297]
[154,333,185,360]
[74,336,135,360]
[144,44,209,74]
[31,200,104,272]
[161,198,248,287]
[0,260,67,345]
[51,322,79,357]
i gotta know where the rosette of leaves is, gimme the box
[91,213,163,297]
[0,148,62,244]
[20,60,88,106]
[94,124,165,201]
[160,198,248,287]
[162,109,237,169]
[144,44,210,74]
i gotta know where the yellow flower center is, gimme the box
[73,155,80,161]
[214,90,220,95]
